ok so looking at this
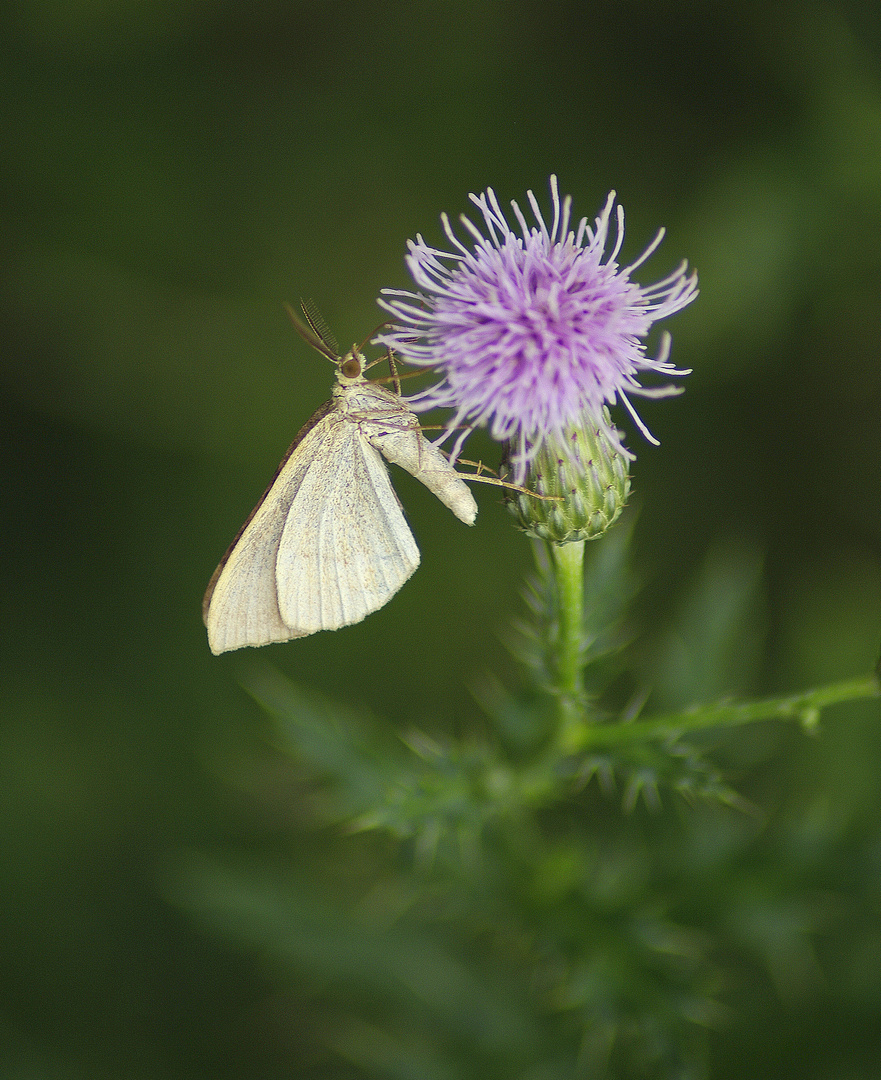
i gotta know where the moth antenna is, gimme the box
[284,302,339,363]
[299,298,341,358]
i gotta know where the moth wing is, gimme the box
[365,415,478,526]
[275,428,420,634]
[203,414,334,655]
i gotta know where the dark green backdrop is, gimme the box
[3,1,881,1077]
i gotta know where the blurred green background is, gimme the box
[3,0,881,1076]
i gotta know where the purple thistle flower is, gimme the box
[377,177,698,482]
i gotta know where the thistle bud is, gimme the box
[504,410,631,543]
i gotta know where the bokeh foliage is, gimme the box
[2,0,881,1077]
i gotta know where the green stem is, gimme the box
[513,676,879,810]
[549,539,586,740]
[569,676,880,750]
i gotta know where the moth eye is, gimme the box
[341,356,362,379]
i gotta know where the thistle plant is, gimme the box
[179,180,880,1080]
[378,177,701,753]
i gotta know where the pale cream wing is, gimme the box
[365,422,478,526]
[204,419,338,654]
[275,429,420,634]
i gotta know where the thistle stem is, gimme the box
[549,539,587,740]
[570,675,880,749]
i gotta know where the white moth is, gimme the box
[203,302,477,655]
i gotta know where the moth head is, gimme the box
[338,348,366,383]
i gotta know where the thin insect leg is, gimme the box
[386,349,401,396]
[436,453,562,501]
[354,406,419,429]
[357,320,392,354]
[370,368,437,389]
[456,457,496,476]
[456,472,563,500]
[359,409,425,471]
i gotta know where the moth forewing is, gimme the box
[347,382,478,526]
[367,421,478,525]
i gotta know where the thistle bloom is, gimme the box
[377,177,698,483]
